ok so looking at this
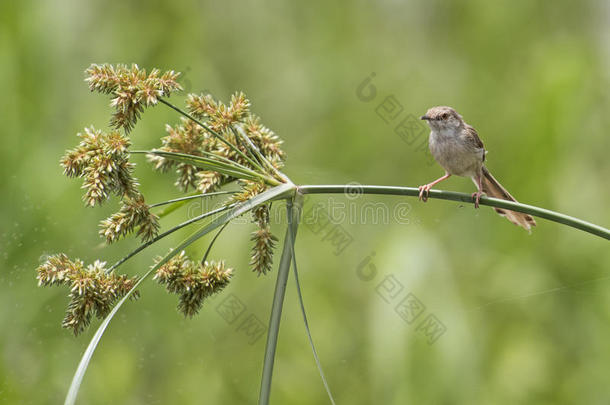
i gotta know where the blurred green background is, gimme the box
[1,0,610,404]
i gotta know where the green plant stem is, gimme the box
[288,195,336,403]
[132,150,274,183]
[297,185,610,240]
[158,98,265,173]
[232,124,288,182]
[231,125,264,167]
[106,203,237,273]
[259,193,304,405]
[150,191,237,208]
[151,191,236,219]
[154,198,190,219]
[201,221,230,264]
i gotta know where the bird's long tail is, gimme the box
[479,166,536,232]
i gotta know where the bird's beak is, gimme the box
[420,115,430,121]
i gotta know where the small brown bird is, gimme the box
[419,106,536,232]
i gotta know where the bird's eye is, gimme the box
[441,113,448,120]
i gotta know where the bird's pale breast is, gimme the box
[429,129,484,177]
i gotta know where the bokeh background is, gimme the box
[2,0,610,404]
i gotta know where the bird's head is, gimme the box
[421,106,464,131]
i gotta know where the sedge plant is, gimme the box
[36,64,610,405]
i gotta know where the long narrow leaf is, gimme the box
[233,124,287,182]
[152,191,237,219]
[287,194,336,403]
[65,182,295,405]
[259,196,301,405]
[150,191,237,208]
[142,150,262,181]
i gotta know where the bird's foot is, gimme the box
[418,184,433,202]
[471,191,484,208]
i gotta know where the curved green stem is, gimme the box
[297,185,610,240]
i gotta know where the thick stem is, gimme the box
[259,193,304,405]
[297,185,610,240]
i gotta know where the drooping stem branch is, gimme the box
[298,185,610,240]
[287,197,336,403]
[259,192,304,405]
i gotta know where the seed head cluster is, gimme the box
[85,63,182,132]
[148,92,285,194]
[153,251,233,317]
[39,64,289,336]
[227,181,279,275]
[250,204,278,276]
[60,126,159,244]
[99,194,160,244]
[61,126,138,206]
[37,254,138,335]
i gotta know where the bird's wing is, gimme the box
[463,124,485,161]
